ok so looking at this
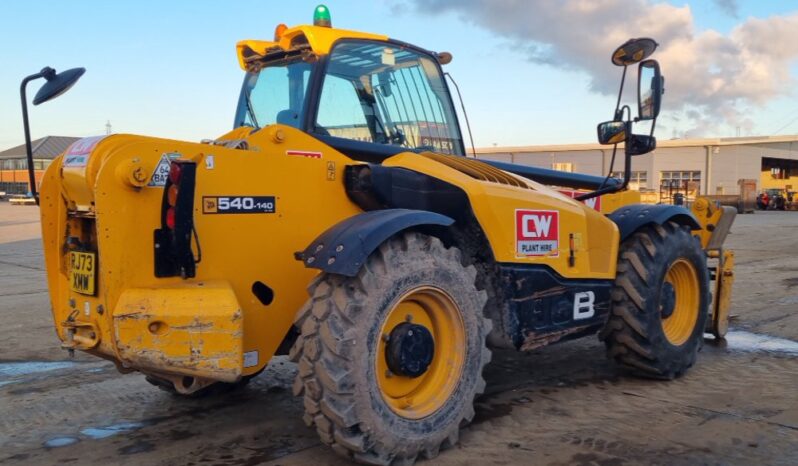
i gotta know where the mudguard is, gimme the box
[300,209,455,276]
[608,204,701,241]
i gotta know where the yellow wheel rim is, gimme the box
[376,286,465,420]
[661,259,700,346]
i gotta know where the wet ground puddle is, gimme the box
[720,330,798,355]
[0,361,81,388]
[43,421,149,449]
[0,361,79,378]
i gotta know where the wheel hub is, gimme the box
[376,285,465,419]
[385,322,435,378]
[660,282,676,319]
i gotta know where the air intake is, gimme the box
[419,152,531,189]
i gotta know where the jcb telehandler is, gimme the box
[26,5,735,464]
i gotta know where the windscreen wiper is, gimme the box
[245,90,259,128]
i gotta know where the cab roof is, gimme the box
[236,25,388,71]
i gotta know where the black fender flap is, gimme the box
[299,209,454,277]
[608,204,701,241]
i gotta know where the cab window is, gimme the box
[315,41,463,155]
[317,74,373,142]
[241,57,312,129]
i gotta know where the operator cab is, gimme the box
[232,8,665,200]
[234,29,466,163]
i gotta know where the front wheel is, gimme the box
[290,232,491,465]
[600,222,709,379]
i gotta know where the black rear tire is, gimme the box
[290,232,491,465]
[600,222,709,379]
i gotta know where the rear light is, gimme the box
[165,207,176,229]
[167,184,178,206]
[155,160,197,278]
[166,165,180,229]
[169,162,182,184]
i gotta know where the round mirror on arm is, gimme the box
[611,38,658,66]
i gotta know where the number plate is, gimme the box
[202,196,276,214]
[69,251,96,295]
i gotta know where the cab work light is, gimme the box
[313,4,331,28]
[274,23,288,41]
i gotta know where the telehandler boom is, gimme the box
[27,6,735,464]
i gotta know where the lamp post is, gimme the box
[20,66,85,204]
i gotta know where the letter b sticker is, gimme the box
[573,291,595,320]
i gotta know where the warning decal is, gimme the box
[63,135,107,168]
[516,209,559,257]
[148,153,181,187]
[286,150,322,159]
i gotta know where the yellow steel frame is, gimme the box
[40,123,621,382]
[690,197,736,338]
[236,25,388,70]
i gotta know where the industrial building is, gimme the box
[2,134,797,202]
[475,135,798,202]
[0,136,79,195]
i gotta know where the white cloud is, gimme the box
[403,0,798,137]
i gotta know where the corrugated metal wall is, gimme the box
[475,150,605,175]
[477,140,798,196]
[709,146,759,194]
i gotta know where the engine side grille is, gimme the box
[419,152,531,189]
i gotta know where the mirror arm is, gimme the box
[576,120,632,201]
[621,120,633,188]
[613,66,627,120]
[575,174,628,200]
[20,72,45,205]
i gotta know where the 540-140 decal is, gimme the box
[203,196,275,214]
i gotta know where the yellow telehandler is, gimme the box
[24,5,735,464]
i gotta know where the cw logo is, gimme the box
[521,213,554,238]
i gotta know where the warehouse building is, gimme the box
[475,135,798,201]
[2,134,797,202]
[0,136,79,195]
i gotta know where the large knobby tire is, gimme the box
[290,232,491,465]
[600,221,709,379]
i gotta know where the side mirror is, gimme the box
[597,121,626,145]
[627,134,656,156]
[638,60,663,120]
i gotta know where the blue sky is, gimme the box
[1,0,796,150]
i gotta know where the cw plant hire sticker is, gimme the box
[516,209,559,257]
[62,135,107,168]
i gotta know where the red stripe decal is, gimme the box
[286,150,322,159]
